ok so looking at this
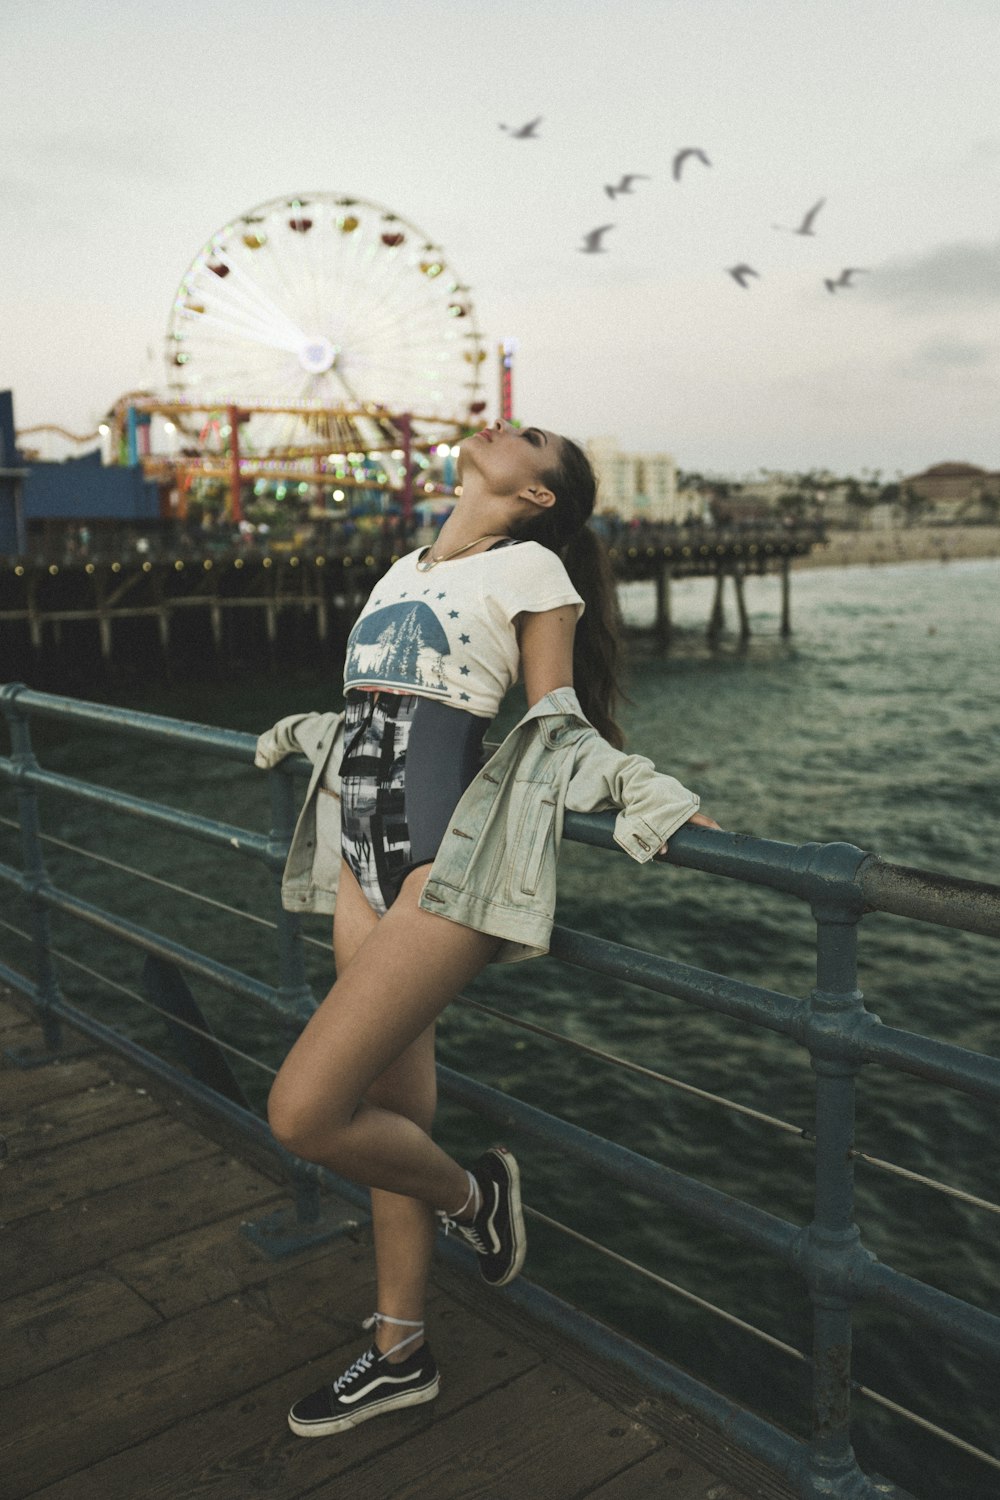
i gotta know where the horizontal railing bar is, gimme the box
[530,1206,1000,1473]
[0,760,275,866]
[550,924,802,1038]
[441,1065,1000,1366]
[493,1267,809,1488]
[6,685,1000,936]
[0,685,259,763]
[9,986,343,1202]
[526,1204,806,1361]
[458,994,808,1137]
[0,955,34,1000]
[9,889,996,1219]
[44,942,278,1078]
[553,926,1000,1105]
[858,855,1000,940]
[0,860,282,1018]
[861,1022,1000,1107]
[0,819,283,931]
[462,993,1000,1214]
[565,813,869,908]
[860,1259,1000,1369]
[437,1064,799,1264]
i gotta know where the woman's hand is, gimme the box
[657,810,721,857]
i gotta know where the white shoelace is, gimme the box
[362,1312,425,1360]
[437,1170,484,1244]
[331,1346,377,1393]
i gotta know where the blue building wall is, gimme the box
[0,391,162,556]
[22,448,161,524]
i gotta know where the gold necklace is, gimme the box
[415,533,508,572]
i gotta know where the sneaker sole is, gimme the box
[287,1376,440,1437]
[483,1147,526,1288]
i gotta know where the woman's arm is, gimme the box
[520,603,721,845]
[517,606,578,707]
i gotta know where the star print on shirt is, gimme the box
[459,666,470,676]
[448,610,459,619]
[437,592,446,600]
[459,692,471,701]
[459,633,470,644]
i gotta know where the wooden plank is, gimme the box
[0,1243,380,1493]
[335,1359,662,1500]
[25,1293,545,1500]
[441,1265,797,1500]
[2,1113,215,1221]
[584,1446,754,1499]
[0,1151,284,1298]
[3,1075,162,1157]
[0,994,37,1029]
[0,1271,161,1387]
[0,1054,113,1113]
[107,1204,354,1320]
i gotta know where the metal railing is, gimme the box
[2,682,999,1500]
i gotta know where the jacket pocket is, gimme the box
[518,795,556,896]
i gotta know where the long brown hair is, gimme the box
[511,436,626,748]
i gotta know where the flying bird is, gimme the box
[605,174,651,199]
[672,148,711,181]
[499,116,542,138]
[726,264,759,288]
[824,267,869,293]
[774,197,826,235]
[579,225,615,254]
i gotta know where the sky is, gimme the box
[3,0,999,478]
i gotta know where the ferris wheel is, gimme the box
[164,192,488,455]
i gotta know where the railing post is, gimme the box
[799,901,882,1499]
[0,684,65,1063]
[266,768,317,1028]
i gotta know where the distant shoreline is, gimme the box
[792,524,1000,571]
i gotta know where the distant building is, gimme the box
[586,437,683,523]
[901,462,1000,521]
[0,389,162,557]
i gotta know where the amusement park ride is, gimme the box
[23,192,508,524]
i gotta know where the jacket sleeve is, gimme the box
[254,711,341,769]
[563,727,700,863]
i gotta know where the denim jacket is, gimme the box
[255,687,699,963]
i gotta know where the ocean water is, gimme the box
[2,557,998,1498]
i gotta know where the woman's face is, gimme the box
[457,419,561,496]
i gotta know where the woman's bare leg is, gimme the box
[269,861,498,1350]
[330,863,439,1359]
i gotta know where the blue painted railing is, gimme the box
[2,682,999,1500]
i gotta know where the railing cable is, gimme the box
[0,816,334,955]
[4,826,1000,1218]
[527,1205,1000,1473]
[460,994,806,1136]
[850,1149,1000,1218]
[0,918,277,1079]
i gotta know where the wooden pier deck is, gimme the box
[0,991,792,1500]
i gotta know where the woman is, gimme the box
[267,419,719,1437]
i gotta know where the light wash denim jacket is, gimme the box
[255,687,699,963]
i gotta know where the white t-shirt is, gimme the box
[343,540,585,719]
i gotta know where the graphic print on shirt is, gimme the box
[345,601,451,695]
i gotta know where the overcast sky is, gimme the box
[3,0,999,476]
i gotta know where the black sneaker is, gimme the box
[451,1146,526,1287]
[287,1340,439,1437]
